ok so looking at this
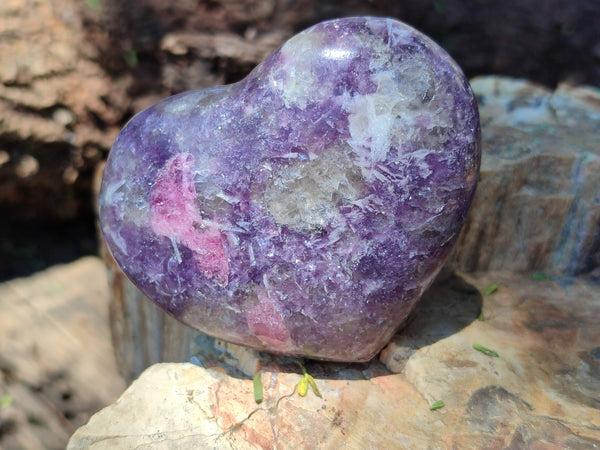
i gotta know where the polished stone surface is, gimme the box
[99,17,480,361]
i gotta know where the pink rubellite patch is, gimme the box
[150,153,229,285]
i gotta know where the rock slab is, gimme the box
[0,257,125,450]
[68,272,600,448]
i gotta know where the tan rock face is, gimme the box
[69,272,600,448]
[384,271,600,447]
[0,257,125,449]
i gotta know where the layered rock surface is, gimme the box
[449,77,600,276]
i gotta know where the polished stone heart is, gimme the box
[99,17,480,362]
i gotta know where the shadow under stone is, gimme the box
[390,273,483,349]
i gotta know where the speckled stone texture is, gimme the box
[99,17,480,362]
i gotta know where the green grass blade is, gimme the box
[253,373,263,404]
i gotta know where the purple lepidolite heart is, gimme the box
[99,17,480,362]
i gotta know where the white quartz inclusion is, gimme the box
[263,145,363,231]
[345,53,455,180]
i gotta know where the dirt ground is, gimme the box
[1,0,599,447]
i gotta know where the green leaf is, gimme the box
[532,273,549,281]
[0,395,12,409]
[483,283,498,295]
[253,374,263,404]
[124,50,138,68]
[473,343,499,358]
[478,311,485,321]
[307,375,322,398]
[433,0,446,14]
[298,375,309,397]
[430,400,445,411]
[85,0,100,11]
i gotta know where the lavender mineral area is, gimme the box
[99,17,481,362]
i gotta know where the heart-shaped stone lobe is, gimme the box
[99,17,480,362]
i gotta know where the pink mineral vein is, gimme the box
[150,153,229,285]
[246,288,294,352]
